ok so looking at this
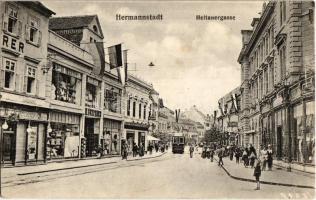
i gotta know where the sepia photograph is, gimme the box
[0,0,315,199]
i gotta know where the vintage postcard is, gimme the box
[0,0,315,199]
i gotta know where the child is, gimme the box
[253,159,262,190]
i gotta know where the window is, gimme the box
[132,101,136,117]
[4,59,16,89]
[93,25,98,33]
[28,17,40,44]
[104,87,121,113]
[279,45,286,80]
[5,6,19,34]
[143,105,146,120]
[90,37,93,43]
[52,63,82,104]
[86,83,97,108]
[139,103,142,119]
[26,66,36,94]
[127,99,130,116]
[269,61,274,91]
[280,1,287,25]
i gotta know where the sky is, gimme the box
[43,0,264,114]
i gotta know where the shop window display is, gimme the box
[104,86,121,113]
[46,123,80,159]
[51,63,82,105]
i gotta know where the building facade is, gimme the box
[0,2,54,166]
[238,1,315,164]
[123,74,153,151]
[217,87,241,146]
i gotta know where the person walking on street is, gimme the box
[235,147,240,164]
[260,146,268,171]
[217,147,224,166]
[189,144,194,158]
[210,148,214,162]
[253,159,262,190]
[242,148,248,167]
[139,143,144,157]
[229,147,234,161]
[267,144,273,170]
[132,142,138,157]
[249,145,257,168]
[206,145,211,159]
[121,141,128,160]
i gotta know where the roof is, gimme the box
[20,2,55,17]
[49,15,104,38]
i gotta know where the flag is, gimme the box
[123,50,128,82]
[95,42,106,75]
[108,44,122,69]
[232,93,238,111]
[86,42,106,75]
[218,102,224,115]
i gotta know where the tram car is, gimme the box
[172,132,185,154]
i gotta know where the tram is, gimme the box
[172,132,185,154]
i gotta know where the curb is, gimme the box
[17,161,118,176]
[214,158,315,189]
[127,152,167,162]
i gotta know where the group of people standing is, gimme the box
[121,140,168,160]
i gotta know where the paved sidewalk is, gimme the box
[217,157,315,189]
[2,152,165,179]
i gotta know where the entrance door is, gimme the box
[85,118,97,157]
[277,126,282,159]
[2,131,15,163]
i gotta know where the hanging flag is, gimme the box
[108,44,122,69]
[123,50,128,82]
[95,42,106,75]
[232,93,238,111]
[213,110,217,125]
[86,41,106,75]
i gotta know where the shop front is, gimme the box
[0,104,48,166]
[47,111,81,160]
[84,108,101,157]
[124,122,149,151]
[103,119,121,155]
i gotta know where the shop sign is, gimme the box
[2,34,24,54]
[0,108,48,121]
[85,108,101,118]
[19,111,48,121]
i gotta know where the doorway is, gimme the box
[2,130,16,164]
[84,118,98,157]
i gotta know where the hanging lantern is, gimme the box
[2,120,8,130]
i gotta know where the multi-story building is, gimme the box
[238,1,314,165]
[217,87,241,146]
[123,74,153,150]
[0,2,54,166]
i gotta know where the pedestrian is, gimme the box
[97,145,103,159]
[242,148,248,167]
[139,143,144,157]
[253,159,262,190]
[155,143,159,152]
[206,145,211,159]
[210,148,214,162]
[217,147,224,166]
[229,147,234,161]
[235,147,240,164]
[267,144,273,171]
[189,144,194,158]
[121,141,128,160]
[249,145,257,168]
[260,146,268,171]
[132,142,138,157]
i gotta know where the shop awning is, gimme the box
[147,135,160,141]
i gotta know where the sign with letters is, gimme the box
[2,34,24,54]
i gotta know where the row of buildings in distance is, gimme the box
[213,1,315,169]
